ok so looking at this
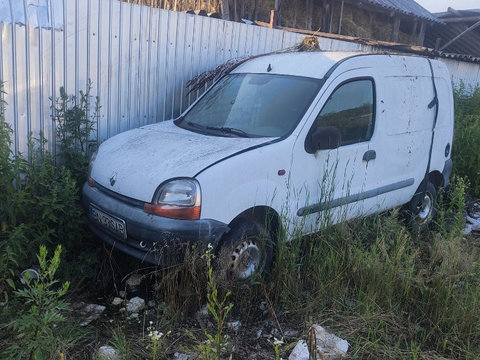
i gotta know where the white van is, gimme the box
[83,51,453,280]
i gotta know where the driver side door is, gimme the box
[288,74,377,235]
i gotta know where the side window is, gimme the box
[313,79,374,146]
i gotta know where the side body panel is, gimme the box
[196,139,294,225]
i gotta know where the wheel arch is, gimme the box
[227,206,282,242]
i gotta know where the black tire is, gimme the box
[217,220,273,282]
[406,181,437,232]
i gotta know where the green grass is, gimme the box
[452,84,480,196]
[266,207,480,359]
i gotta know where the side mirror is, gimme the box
[305,126,342,154]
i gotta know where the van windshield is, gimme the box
[176,73,322,138]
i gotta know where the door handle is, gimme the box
[363,149,376,162]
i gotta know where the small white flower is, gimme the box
[273,337,284,346]
[149,330,164,341]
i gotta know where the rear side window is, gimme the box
[312,79,375,146]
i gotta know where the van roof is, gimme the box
[231,51,367,79]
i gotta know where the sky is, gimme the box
[414,0,479,13]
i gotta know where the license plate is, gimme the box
[89,204,127,240]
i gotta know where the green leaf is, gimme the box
[6,278,16,290]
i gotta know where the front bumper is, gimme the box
[82,182,229,266]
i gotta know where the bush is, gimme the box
[452,84,480,196]
[0,82,98,302]
[2,245,73,360]
[52,80,100,185]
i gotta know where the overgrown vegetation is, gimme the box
[0,82,99,357]
[52,81,100,185]
[1,82,480,359]
[2,245,81,360]
[263,178,479,359]
[452,84,480,196]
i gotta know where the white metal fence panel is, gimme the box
[0,0,303,155]
[1,0,479,156]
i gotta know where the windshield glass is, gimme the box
[177,73,322,138]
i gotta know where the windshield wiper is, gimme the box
[186,122,250,137]
[186,121,207,130]
[206,126,249,137]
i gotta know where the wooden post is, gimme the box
[418,21,426,46]
[270,10,277,28]
[321,0,329,32]
[247,0,253,19]
[338,0,344,34]
[293,0,297,28]
[410,21,418,43]
[240,0,245,20]
[391,16,401,42]
[329,0,334,33]
[306,0,313,30]
[275,0,283,26]
[233,0,238,21]
[221,0,230,20]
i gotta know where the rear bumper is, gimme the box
[82,182,229,266]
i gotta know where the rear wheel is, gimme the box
[406,181,437,232]
[218,220,273,282]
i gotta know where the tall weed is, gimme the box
[452,84,480,196]
[2,245,78,360]
[0,82,99,301]
[52,80,99,185]
[267,184,479,358]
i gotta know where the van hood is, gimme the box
[90,120,273,202]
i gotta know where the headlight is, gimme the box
[87,150,98,186]
[144,178,201,220]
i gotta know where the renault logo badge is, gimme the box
[110,172,117,186]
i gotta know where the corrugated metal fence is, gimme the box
[1,0,479,156]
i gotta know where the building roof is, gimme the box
[361,0,441,23]
[424,9,480,57]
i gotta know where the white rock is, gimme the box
[465,215,480,234]
[112,297,123,306]
[226,321,241,332]
[288,325,349,360]
[126,297,145,313]
[76,303,106,326]
[125,273,143,289]
[284,329,300,337]
[173,352,193,360]
[313,325,349,356]
[96,345,119,360]
[128,312,139,320]
[197,304,209,317]
[289,340,309,360]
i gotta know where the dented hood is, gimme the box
[90,120,272,202]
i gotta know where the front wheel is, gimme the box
[406,181,437,232]
[217,220,273,282]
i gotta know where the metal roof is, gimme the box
[362,0,441,23]
[424,9,480,58]
[435,8,480,18]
